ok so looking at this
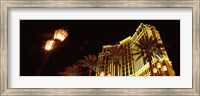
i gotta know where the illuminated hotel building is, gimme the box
[96,23,176,76]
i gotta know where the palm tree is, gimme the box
[132,33,165,76]
[103,44,126,76]
[59,64,81,76]
[78,55,99,76]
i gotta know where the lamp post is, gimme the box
[37,40,55,75]
[37,28,68,76]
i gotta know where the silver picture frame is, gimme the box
[0,0,199,95]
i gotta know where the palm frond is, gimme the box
[78,55,99,72]
[88,55,92,61]
[134,42,144,49]
[84,55,90,64]
[132,33,166,65]
[59,64,81,76]
[132,51,142,56]
[136,54,144,61]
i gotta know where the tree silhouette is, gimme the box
[78,55,100,76]
[59,64,81,76]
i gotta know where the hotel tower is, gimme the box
[96,23,176,76]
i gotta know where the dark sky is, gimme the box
[20,20,180,76]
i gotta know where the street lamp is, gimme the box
[44,40,56,51]
[37,40,56,76]
[37,28,68,76]
[54,29,68,42]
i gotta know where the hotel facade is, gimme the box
[96,23,176,76]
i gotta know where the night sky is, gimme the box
[20,20,180,76]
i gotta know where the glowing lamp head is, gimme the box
[153,68,157,73]
[54,29,68,42]
[100,71,105,76]
[162,66,167,71]
[45,40,55,51]
[156,62,161,68]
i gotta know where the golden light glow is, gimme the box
[162,66,167,71]
[107,72,111,76]
[54,29,68,42]
[100,71,105,76]
[153,68,157,73]
[45,40,55,51]
[156,62,161,68]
